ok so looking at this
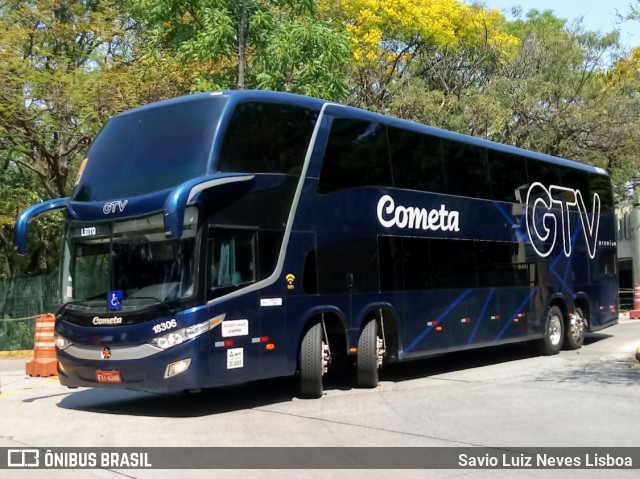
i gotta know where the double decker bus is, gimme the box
[16,90,618,398]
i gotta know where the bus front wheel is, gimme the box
[356,319,384,388]
[536,305,564,355]
[298,323,328,399]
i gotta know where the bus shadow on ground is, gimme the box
[379,343,537,383]
[56,362,361,418]
[57,376,300,417]
[56,332,621,417]
[55,343,533,417]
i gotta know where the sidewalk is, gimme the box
[0,357,29,395]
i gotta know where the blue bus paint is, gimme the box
[494,288,538,341]
[15,90,618,397]
[404,289,472,355]
[467,289,495,346]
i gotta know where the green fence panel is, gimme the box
[0,273,59,351]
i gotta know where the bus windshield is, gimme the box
[73,95,226,202]
[62,210,198,312]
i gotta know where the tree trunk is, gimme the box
[237,0,248,89]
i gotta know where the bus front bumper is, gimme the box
[56,336,213,393]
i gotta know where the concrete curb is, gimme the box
[0,350,33,358]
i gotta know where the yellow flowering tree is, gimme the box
[320,0,519,108]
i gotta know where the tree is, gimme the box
[133,0,351,99]
[322,0,519,109]
[0,165,53,277]
[0,0,164,275]
[0,1,132,198]
[480,9,640,198]
[324,0,640,199]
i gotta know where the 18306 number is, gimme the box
[152,319,177,334]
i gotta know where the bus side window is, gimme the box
[488,151,528,203]
[442,140,491,200]
[317,118,392,194]
[388,127,447,194]
[208,231,256,293]
[218,102,318,175]
[589,174,614,214]
[599,249,617,276]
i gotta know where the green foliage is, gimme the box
[0,320,35,351]
[0,0,174,276]
[0,0,130,198]
[383,7,640,201]
[132,0,351,99]
[2,0,640,278]
[254,17,351,99]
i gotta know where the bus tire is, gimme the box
[356,319,381,388]
[536,305,564,355]
[298,323,324,399]
[564,307,586,350]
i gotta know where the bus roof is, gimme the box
[116,89,609,178]
[314,99,608,178]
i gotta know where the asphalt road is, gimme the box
[1,314,639,479]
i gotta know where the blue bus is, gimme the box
[16,90,618,398]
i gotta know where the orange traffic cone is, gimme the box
[25,313,58,377]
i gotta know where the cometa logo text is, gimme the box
[377,195,460,232]
[92,316,123,325]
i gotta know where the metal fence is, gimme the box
[619,288,634,311]
[0,273,59,351]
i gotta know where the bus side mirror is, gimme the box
[15,197,68,255]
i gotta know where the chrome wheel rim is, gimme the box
[570,313,585,342]
[549,314,562,346]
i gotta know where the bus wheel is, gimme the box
[564,307,586,350]
[298,323,328,399]
[356,319,384,388]
[536,305,564,355]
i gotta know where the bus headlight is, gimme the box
[148,314,225,350]
[55,333,73,350]
[165,358,192,378]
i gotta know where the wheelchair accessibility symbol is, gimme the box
[109,290,122,310]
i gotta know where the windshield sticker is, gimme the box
[525,182,601,259]
[377,195,460,232]
[109,290,123,311]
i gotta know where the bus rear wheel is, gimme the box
[298,323,328,399]
[356,319,384,388]
[564,307,586,350]
[536,305,564,355]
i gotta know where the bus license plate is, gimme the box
[96,370,122,383]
